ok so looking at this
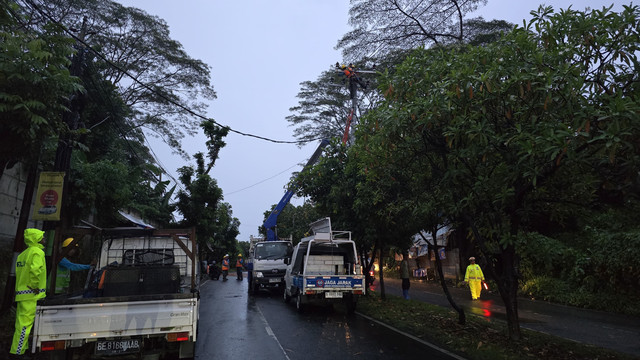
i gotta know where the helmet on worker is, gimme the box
[237,254,242,257]
[62,238,76,248]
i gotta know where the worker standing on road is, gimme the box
[10,228,47,358]
[236,254,244,281]
[400,250,410,300]
[463,256,485,300]
[221,254,230,281]
[48,237,94,294]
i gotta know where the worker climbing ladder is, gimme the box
[334,62,376,145]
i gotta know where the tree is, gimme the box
[0,1,80,173]
[174,120,231,259]
[287,69,356,144]
[337,0,512,62]
[16,0,216,157]
[357,4,640,340]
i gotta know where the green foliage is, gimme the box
[174,121,237,261]
[15,0,217,157]
[69,159,132,226]
[0,2,80,165]
[353,4,640,339]
[518,205,640,314]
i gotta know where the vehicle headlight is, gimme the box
[255,271,264,278]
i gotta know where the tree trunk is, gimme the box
[496,246,521,340]
[422,231,466,324]
[465,215,521,340]
[378,239,386,300]
[363,241,378,289]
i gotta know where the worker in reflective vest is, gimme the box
[463,256,485,300]
[221,254,230,281]
[235,254,244,281]
[48,237,92,294]
[11,228,47,356]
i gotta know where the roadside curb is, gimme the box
[355,311,468,360]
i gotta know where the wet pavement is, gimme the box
[196,272,461,359]
[376,277,640,357]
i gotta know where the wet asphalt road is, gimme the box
[195,273,459,360]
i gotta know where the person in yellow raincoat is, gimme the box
[10,228,47,357]
[463,256,485,300]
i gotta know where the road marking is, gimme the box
[356,312,467,360]
[256,304,291,360]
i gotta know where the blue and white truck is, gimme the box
[283,218,364,314]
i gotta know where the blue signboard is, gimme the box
[305,276,363,288]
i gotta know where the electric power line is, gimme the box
[23,0,322,145]
[225,163,300,196]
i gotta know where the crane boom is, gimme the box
[263,139,330,241]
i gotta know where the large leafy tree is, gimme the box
[17,0,216,157]
[0,1,80,173]
[357,4,640,340]
[64,56,172,227]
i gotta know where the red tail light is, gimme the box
[167,332,189,342]
[41,340,65,351]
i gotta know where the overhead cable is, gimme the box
[24,0,321,145]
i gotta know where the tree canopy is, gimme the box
[337,0,513,61]
[16,0,216,157]
[0,1,80,171]
[356,4,640,339]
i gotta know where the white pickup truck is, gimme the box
[32,227,199,360]
[283,218,364,314]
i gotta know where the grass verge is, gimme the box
[358,291,636,360]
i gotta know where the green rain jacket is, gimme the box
[15,229,47,302]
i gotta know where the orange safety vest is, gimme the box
[222,259,229,271]
[236,258,243,268]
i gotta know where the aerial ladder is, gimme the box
[263,139,330,241]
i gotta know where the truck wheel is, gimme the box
[283,287,291,303]
[296,292,304,313]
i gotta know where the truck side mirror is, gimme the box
[284,257,291,265]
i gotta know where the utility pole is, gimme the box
[45,16,89,294]
[1,17,89,313]
[334,63,375,145]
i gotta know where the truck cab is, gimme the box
[248,236,292,294]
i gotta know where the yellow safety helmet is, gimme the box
[238,254,242,257]
[62,237,76,248]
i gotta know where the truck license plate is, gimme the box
[325,292,343,299]
[95,339,141,355]
[269,278,281,283]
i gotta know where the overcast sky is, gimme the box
[116,0,627,243]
